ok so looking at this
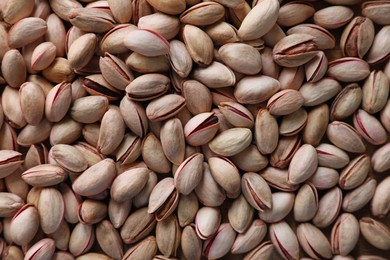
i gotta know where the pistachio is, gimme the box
[371,176,390,218]
[180,2,225,26]
[340,16,375,58]
[273,33,318,67]
[148,177,179,221]
[331,213,360,256]
[269,222,299,260]
[202,223,236,259]
[195,207,221,240]
[360,217,390,250]
[327,121,366,153]
[327,57,370,82]
[294,183,318,222]
[238,0,280,41]
[297,223,332,259]
[342,178,377,212]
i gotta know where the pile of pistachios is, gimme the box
[0,0,389,259]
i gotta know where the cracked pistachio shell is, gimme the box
[279,108,307,136]
[0,192,24,218]
[148,177,179,221]
[107,0,133,24]
[362,70,389,114]
[8,17,47,49]
[366,25,390,64]
[260,167,299,192]
[340,16,375,58]
[270,135,301,169]
[269,222,299,260]
[0,150,24,179]
[360,217,390,250]
[316,143,350,169]
[342,178,377,212]
[2,86,26,129]
[146,94,186,122]
[331,83,362,121]
[195,207,221,240]
[241,172,272,212]
[96,220,123,259]
[121,207,156,244]
[24,238,56,260]
[174,153,204,195]
[218,102,254,128]
[10,204,39,246]
[123,236,158,260]
[202,223,236,259]
[273,33,318,67]
[145,0,185,15]
[120,97,148,138]
[297,223,332,259]
[362,1,390,25]
[339,154,370,190]
[331,213,360,256]
[31,42,57,70]
[70,96,109,124]
[327,121,366,153]
[138,13,180,40]
[267,89,305,116]
[45,82,72,123]
[50,144,88,173]
[67,33,97,70]
[168,40,192,78]
[184,112,220,147]
[124,29,169,57]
